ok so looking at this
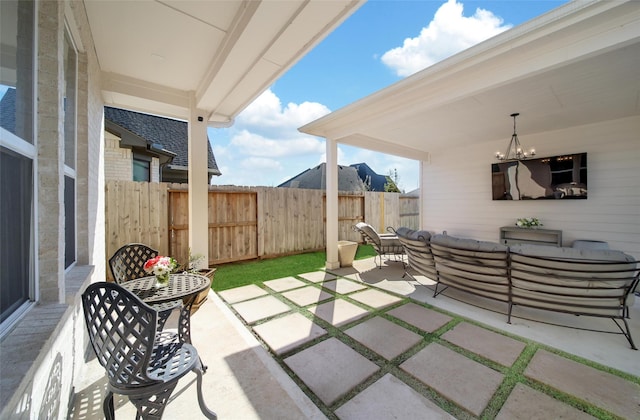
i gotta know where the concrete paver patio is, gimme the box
[70,256,640,419]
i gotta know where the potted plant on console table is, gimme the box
[515,217,543,229]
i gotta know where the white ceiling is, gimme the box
[84,0,364,124]
[299,1,640,160]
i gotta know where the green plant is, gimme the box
[516,217,542,228]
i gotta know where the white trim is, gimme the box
[32,0,39,304]
[0,301,35,338]
[0,128,36,158]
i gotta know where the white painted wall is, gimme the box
[421,115,640,258]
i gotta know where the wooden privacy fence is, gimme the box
[105,181,419,276]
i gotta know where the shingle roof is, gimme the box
[350,162,391,192]
[278,163,365,191]
[104,106,220,174]
[0,88,16,134]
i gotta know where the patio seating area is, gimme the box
[70,255,640,419]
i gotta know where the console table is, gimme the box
[499,226,562,246]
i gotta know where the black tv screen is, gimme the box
[491,153,587,200]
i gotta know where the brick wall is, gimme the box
[104,131,133,181]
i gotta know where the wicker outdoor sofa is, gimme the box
[394,228,640,349]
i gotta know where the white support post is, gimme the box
[419,159,425,230]
[418,153,430,230]
[188,97,209,269]
[326,137,339,269]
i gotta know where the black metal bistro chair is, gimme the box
[81,282,216,419]
[109,243,182,330]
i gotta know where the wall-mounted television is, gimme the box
[491,153,587,200]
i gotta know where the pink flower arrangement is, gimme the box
[143,256,178,276]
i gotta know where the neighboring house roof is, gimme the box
[104,106,221,175]
[279,163,365,191]
[350,162,395,192]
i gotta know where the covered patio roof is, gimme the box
[298,0,640,269]
[299,1,640,160]
[81,0,365,267]
[83,0,364,125]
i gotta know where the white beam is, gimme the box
[188,95,209,269]
[325,137,339,269]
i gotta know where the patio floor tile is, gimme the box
[442,322,526,367]
[284,337,379,406]
[348,288,403,309]
[344,316,423,360]
[263,276,307,292]
[308,299,370,327]
[282,286,334,306]
[231,295,291,324]
[496,383,596,420]
[253,312,327,355]
[319,279,368,294]
[525,349,640,420]
[386,302,453,333]
[335,373,455,420]
[217,284,267,303]
[400,343,504,416]
[299,271,338,283]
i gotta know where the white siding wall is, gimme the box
[421,115,640,258]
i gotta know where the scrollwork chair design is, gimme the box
[109,243,181,330]
[81,282,216,419]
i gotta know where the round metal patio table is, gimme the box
[122,273,211,362]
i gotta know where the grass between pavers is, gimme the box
[211,244,377,291]
[218,270,639,420]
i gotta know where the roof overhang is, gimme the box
[84,0,364,124]
[299,0,640,160]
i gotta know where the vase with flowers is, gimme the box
[515,217,543,229]
[143,256,178,288]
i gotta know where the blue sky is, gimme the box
[209,0,568,192]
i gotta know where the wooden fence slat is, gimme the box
[106,181,419,269]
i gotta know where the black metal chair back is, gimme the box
[109,243,158,284]
[108,243,181,331]
[81,282,217,419]
[82,282,156,387]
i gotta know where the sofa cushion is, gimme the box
[509,244,638,314]
[431,234,508,253]
[395,227,435,277]
[396,227,431,242]
[430,234,510,293]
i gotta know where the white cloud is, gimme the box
[381,0,511,77]
[211,90,420,190]
[236,89,331,138]
[230,130,325,158]
[210,89,332,186]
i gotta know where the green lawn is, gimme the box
[211,244,376,291]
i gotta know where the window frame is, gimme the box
[0,0,38,335]
[63,25,78,271]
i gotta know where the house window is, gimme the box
[0,0,35,328]
[63,29,77,269]
[133,154,151,182]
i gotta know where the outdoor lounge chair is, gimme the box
[354,222,404,268]
[108,243,182,330]
[81,282,217,419]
